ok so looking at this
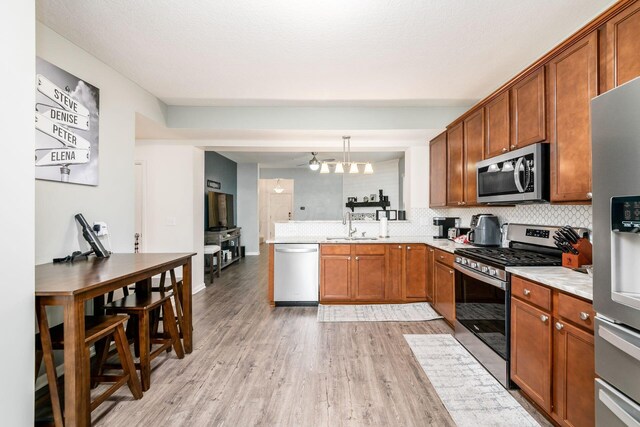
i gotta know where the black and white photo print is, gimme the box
[35,57,100,185]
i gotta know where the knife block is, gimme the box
[562,238,593,268]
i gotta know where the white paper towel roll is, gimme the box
[379,217,389,238]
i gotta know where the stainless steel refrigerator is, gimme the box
[592,76,640,426]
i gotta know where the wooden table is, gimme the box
[35,253,195,427]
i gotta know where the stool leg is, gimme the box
[114,324,143,399]
[35,349,43,379]
[91,337,111,389]
[162,299,184,359]
[139,311,151,391]
[169,270,185,336]
[36,302,64,427]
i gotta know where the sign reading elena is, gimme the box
[35,58,99,185]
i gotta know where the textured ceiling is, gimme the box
[37,0,615,106]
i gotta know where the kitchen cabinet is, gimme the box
[605,1,640,90]
[405,245,427,300]
[510,275,596,426]
[320,245,352,301]
[425,247,435,302]
[484,90,511,158]
[353,253,386,301]
[386,245,404,301]
[429,132,448,208]
[446,122,465,206]
[548,32,598,203]
[463,109,484,206]
[511,297,553,412]
[553,319,595,427]
[511,67,547,149]
[433,261,455,325]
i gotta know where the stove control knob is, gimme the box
[489,268,497,276]
[455,257,461,263]
[481,266,488,274]
[470,262,478,269]
[462,259,468,265]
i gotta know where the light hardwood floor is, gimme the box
[92,246,550,426]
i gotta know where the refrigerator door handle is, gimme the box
[599,324,640,362]
[598,388,640,427]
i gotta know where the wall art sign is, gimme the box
[35,57,100,185]
[207,180,221,189]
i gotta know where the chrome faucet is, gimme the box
[343,211,357,238]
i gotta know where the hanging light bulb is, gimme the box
[363,163,373,174]
[308,152,320,171]
[274,179,284,193]
[320,162,330,174]
[334,162,344,174]
[349,163,360,174]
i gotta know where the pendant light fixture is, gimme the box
[308,152,320,171]
[364,163,373,174]
[320,162,330,173]
[349,163,359,174]
[274,179,284,193]
[334,162,344,174]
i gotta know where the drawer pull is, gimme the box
[579,312,590,321]
[355,256,359,261]
[407,246,411,250]
[540,315,549,323]
[440,255,445,259]
[523,289,531,296]
[449,270,454,275]
[555,322,564,331]
[398,245,402,249]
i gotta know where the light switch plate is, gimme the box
[166,216,177,226]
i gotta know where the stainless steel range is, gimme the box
[453,223,584,388]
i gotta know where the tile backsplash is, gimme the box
[275,204,592,238]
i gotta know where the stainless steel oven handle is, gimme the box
[598,388,640,427]
[454,263,507,291]
[275,248,318,254]
[599,324,640,362]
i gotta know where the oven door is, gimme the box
[454,264,509,360]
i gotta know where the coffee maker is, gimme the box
[433,217,458,239]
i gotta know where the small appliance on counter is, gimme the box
[433,217,458,239]
[466,214,501,246]
[448,226,470,240]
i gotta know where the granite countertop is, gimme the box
[266,236,472,253]
[505,266,593,301]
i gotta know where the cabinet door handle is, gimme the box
[355,256,359,261]
[587,192,593,200]
[348,257,351,260]
[523,289,531,296]
[430,249,434,253]
[398,245,402,249]
[502,147,508,153]
[580,312,590,321]
[511,145,516,149]
[540,315,549,323]
[449,270,454,274]
[461,201,466,206]
[407,246,411,250]
[555,322,564,331]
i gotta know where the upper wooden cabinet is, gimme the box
[446,122,464,206]
[548,32,598,203]
[484,91,511,158]
[511,67,547,149]
[429,132,447,208]
[463,109,485,206]
[606,1,640,90]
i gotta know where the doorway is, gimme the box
[134,161,146,252]
[259,179,294,242]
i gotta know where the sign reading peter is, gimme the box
[35,57,99,185]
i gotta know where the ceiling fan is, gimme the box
[296,152,335,170]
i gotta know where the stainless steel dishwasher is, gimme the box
[274,244,319,306]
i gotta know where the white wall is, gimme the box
[343,159,400,213]
[404,145,430,212]
[35,23,167,264]
[237,163,259,255]
[0,1,35,424]
[135,143,205,293]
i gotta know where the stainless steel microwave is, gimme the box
[476,143,549,204]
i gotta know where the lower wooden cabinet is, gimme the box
[510,275,595,427]
[511,297,553,412]
[553,319,595,427]
[433,261,455,325]
[405,245,427,299]
[319,243,430,303]
[353,253,386,301]
[425,247,435,302]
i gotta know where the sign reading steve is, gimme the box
[35,57,99,185]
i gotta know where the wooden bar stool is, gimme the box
[150,269,185,341]
[103,291,184,391]
[35,305,142,427]
[204,244,221,284]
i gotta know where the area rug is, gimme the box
[317,302,442,322]
[404,334,539,427]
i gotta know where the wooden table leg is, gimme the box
[182,259,193,353]
[217,250,222,278]
[63,297,89,427]
[138,310,151,391]
[36,299,64,427]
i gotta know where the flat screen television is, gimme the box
[207,191,235,230]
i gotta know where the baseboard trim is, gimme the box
[192,281,206,294]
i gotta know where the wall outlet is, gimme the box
[166,216,177,226]
[93,221,109,236]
